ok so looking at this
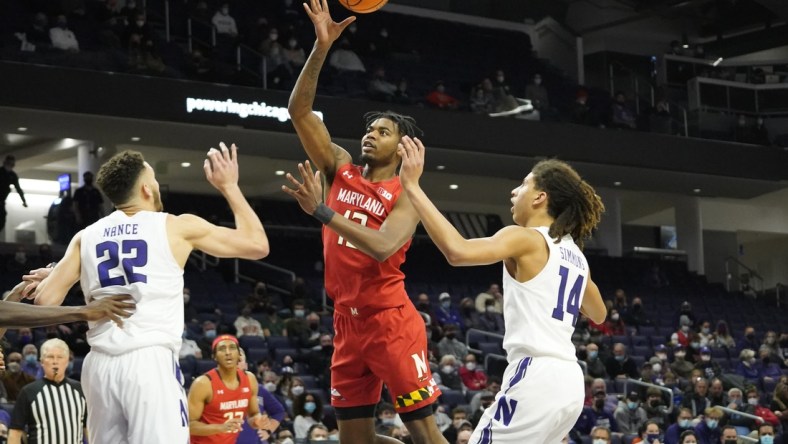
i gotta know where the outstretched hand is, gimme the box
[21,265,54,299]
[304,0,356,46]
[281,161,324,215]
[397,136,427,190]
[82,295,136,327]
[204,142,239,192]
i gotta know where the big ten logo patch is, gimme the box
[377,186,392,201]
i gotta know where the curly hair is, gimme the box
[96,150,147,206]
[531,159,605,249]
[363,110,424,138]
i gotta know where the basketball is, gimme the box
[337,0,388,14]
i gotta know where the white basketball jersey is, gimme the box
[80,210,184,355]
[502,226,589,362]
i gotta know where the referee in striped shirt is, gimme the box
[8,338,87,444]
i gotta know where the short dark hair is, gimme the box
[96,150,146,206]
[363,111,423,138]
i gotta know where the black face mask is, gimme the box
[724,440,737,444]
[746,333,755,340]
[594,399,605,410]
[446,333,456,340]
[417,302,430,311]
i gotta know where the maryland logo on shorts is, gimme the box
[395,378,439,409]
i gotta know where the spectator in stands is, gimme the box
[179,324,202,359]
[573,317,592,346]
[625,297,652,332]
[590,426,612,444]
[569,88,592,126]
[751,117,771,146]
[631,420,662,444]
[456,428,472,444]
[260,304,285,337]
[368,27,391,59]
[283,300,308,340]
[672,318,693,348]
[244,282,269,314]
[367,66,398,102]
[524,74,550,118]
[675,301,696,329]
[694,406,723,444]
[442,407,469,444]
[761,331,786,367]
[606,343,639,379]
[437,324,467,362]
[328,38,365,73]
[475,284,502,314]
[123,12,153,49]
[756,345,782,380]
[469,377,501,414]
[771,378,788,432]
[435,292,462,329]
[488,70,531,117]
[679,430,699,444]
[726,387,756,436]
[694,347,722,381]
[610,91,637,129]
[457,297,479,331]
[374,402,403,434]
[615,390,648,435]
[470,392,495,428]
[707,378,726,406]
[306,333,333,390]
[573,386,619,436]
[50,15,79,52]
[234,305,265,338]
[720,425,738,444]
[415,292,435,320]
[681,377,710,418]
[283,37,306,71]
[605,308,627,336]
[665,408,695,444]
[392,78,414,105]
[212,3,238,38]
[2,352,36,401]
[738,326,760,352]
[459,353,486,391]
[25,13,52,52]
[121,0,142,24]
[736,348,762,383]
[733,114,753,144]
[585,342,608,379]
[72,171,104,229]
[671,346,694,379]
[470,83,494,114]
[697,321,715,348]
[21,344,41,379]
[426,81,460,110]
[756,424,776,444]
[436,354,463,391]
[306,423,330,441]
[196,320,219,357]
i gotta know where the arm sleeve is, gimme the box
[10,387,31,430]
[259,387,285,422]
[12,174,25,201]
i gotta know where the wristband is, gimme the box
[313,203,335,225]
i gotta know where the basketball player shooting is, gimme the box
[283,0,448,443]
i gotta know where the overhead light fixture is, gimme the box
[681,33,689,49]
[449,184,459,190]
[181,162,191,168]
[130,136,141,142]
[436,165,446,171]
[613,181,622,186]
[693,188,701,193]
[17,127,28,132]
[712,57,723,67]
[275,170,285,176]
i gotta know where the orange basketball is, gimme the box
[337,0,388,14]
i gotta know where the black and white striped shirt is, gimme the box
[10,378,86,444]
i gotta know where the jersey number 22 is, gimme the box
[96,240,149,287]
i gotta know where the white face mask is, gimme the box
[291,386,304,396]
[747,397,759,406]
[264,382,277,392]
[442,365,454,374]
[593,440,608,444]
[656,353,667,361]
[465,362,476,371]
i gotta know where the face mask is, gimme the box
[288,39,297,48]
[7,362,21,374]
[690,342,700,349]
[761,436,774,444]
[593,440,608,444]
[269,33,278,41]
[675,351,686,359]
[588,351,598,360]
[496,75,504,82]
[679,419,691,428]
[724,440,737,444]
[748,397,758,406]
[534,78,542,85]
[750,357,757,365]
[652,364,662,373]
[15,252,27,263]
[304,401,316,413]
[701,355,711,362]
[183,294,190,304]
[25,355,37,365]
[442,365,454,374]
[465,362,476,371]
[656,353,667,360]
[441,301,451,309]
[706,419,718,429]
[380,29,388,37]
[291,386,304,396]
[627,401,638,410]
[264,382,277,392]
[615,355,625,362]
[281,438,295,444]
[349,24,357,33]
[746,333,755,340]
[380,418,395,426]
[681,325,690,333]
[204,329,217,339]
[594,399,605,410]
[765,337,775,344]
[136,20,145,27]
[611,314,620,321]
[453,419,465,428]
[646,433,660,443]
[446,333,456,340]
[294,309,305,318]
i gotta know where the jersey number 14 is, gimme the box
[551,265,583,327]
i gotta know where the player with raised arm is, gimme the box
[397,136,607,443]
[283,1,447,443]
[29,143,268,443]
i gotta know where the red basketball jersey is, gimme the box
[323,163,411,310]
[191,368,252,444]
